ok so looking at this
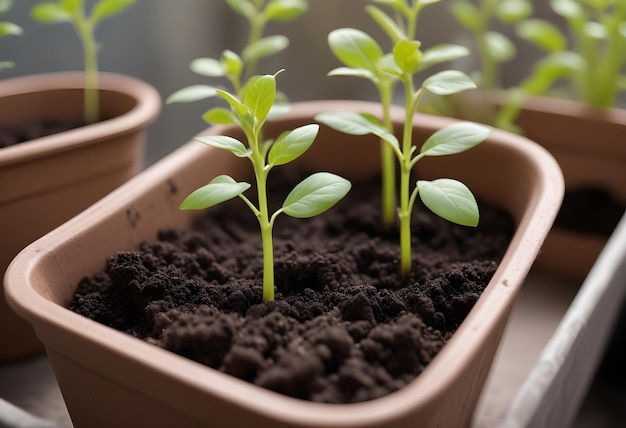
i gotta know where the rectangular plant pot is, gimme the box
[4,100,563,428]
[513,96,626,282]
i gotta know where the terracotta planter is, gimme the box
[512,96,626,282]
[0,72,161,361]
[4,100,562,428]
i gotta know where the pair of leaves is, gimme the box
[227,0,308,22]
[328,27,471,82]
[32,0,135,25]
[180,172,351,220]
[316,111,489,160]
[194,123,319,167]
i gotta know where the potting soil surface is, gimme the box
[70,174,514,404]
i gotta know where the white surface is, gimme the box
[496,213,626,428]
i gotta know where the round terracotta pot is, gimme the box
[0,72,161,361]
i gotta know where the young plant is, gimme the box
[449,0,626,130]
[326,0,471,229]
[31,0,137,124]
[506,0,626,113]
[180,71,351,302]
[317,25,490,278]
[167,0,308,105]
[0,0,23,72]
[450,0,532,91]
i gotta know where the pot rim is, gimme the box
[0,71,161,166]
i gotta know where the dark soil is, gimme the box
[555,187,625,237]
[70,173,515,404]
[0,121,83,148]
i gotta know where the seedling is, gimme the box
[324,0,472,229]
[167,0,308,105]
[502,0,626,118]
[31,0,137,124]
[449,0,626,129]
[180,71,351,302]
[317,0,490,278]
[0,0,22,71]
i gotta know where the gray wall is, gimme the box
[3,1,553,166]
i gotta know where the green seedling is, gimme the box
[325,0,471,229]
[0,0,22,71]
[31,0,137,124]
[449,0,626,130]
[450,0,532,91]
[317,6,490,278]
[180,71,351,302]
[441,0,533,130]
[503,0,626,116]
[167,0,308,105]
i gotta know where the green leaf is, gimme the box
[450,1,480,31]
[517,19,566,52]
[226,0,256,18]
[365,5,405,42]
[0,0,14,14]
[190,57,224,77]
[242,35,289,62]
[60,0,80,12]
[328,28,383,72]
[180,175,251,210]
[495,0,533,23]
[282,172,351,218]
[91,0,135,23]
[217,88,250,119]
[314,111,399,151]
[31,3,73,22]
[328,67,377,81]
[194,135,250,157]
[485,31,516,62]
[584,21,608,39]
[202,107,237,125]
[521,51,582,95]
[242,74,276,123]
[420,44,469,70]
[551,0,584,20]
[423,70,477,95]
[421,122,490,156]
[264,0,308,21]
[0,22,22,37]
[221,50,243,77]
[0,60,14,70]
[393,39,422,75]
[166,85,218,104]
[268,124,319,166]
[417,179,479,227]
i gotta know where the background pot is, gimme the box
[4,100,563,428]
[513,96,626,282]
[0,72,161,362]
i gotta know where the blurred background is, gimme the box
[2,0,553,166]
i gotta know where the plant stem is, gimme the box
[75,17,99,124]
[379,81,397,228]
[475,0,497,91]
[398,76,419,278]
[244,13,267,82]
[250,131,275,302]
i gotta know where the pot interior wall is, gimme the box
[0,88,137,129]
